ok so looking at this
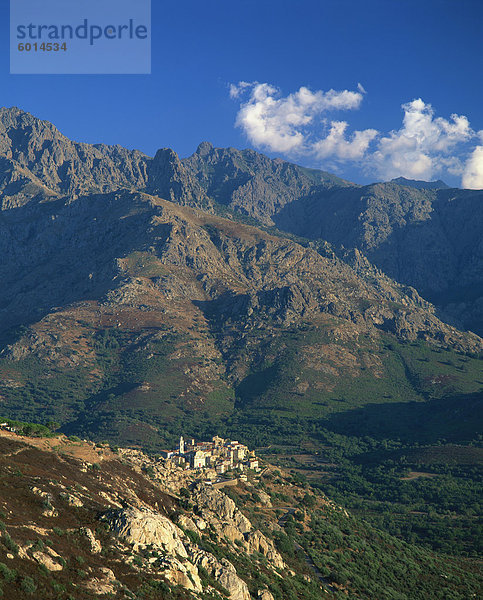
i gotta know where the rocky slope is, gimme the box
[0,428,302,600]
[272,182,483,335]
[0,105,481,451]
[0,107,207,210]
[0,427,480,600]
[1,106,481,335]
[180,141,483,335]
[181,141,352,223]
[0,187,481,447]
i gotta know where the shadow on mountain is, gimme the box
[322,390,483,444]
[60,381,141,437]
[273,185,483,336]
[0,191,157,337]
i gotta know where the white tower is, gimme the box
[179,435,185,455]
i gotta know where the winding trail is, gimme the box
[277,508,338,594]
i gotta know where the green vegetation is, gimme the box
[0,563,16,582]
[1,532,19,554]
[221,475,482,600]
[0,319,480,576]
[303,508,481,600]
[0,417,58,438]
[20,576,37,595]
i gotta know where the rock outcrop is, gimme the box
[190,549,252,600]
[246,530,285,570]
[103,507,188,556]
[191,484,285,571]
[192,484,252,534]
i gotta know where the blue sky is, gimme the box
[1,0,482,187]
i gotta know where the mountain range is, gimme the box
[2,106,481,337]
[0,106,482,598]
[0,106,482,449]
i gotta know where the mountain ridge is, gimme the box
[0,107,482,593]
[0,109,481,453]
[2,106,481,336]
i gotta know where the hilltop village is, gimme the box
[160,435,260,474]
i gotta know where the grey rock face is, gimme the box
[1,106,480,334]
[103,506,188,556]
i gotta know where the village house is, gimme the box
[162,434,260,473]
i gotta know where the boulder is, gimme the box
[80,527,102,554]
[257,491,272,507]
[32,550,63,571]
[222,524,245,544]
[246,530,285,569]
[59,491,83,507]
[103,507,187,557]
[190,549,251,600]
[192,484,252,534]
[84,568,117,596]
[217,558,252,600]
[159,557,203,592]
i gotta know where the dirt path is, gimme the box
[293,541,337,594]
[276,507,337,594]
[0,430,116,463]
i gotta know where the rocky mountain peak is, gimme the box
[195,141,214,156]
[148,147,211,208]
[390,176,450,190]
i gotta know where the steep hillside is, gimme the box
[2,106,481,336]
[181,142,352,224]
[272,183,483,334]
[0,188,481,450]
[0,427,480,600]
[181,142,483,335]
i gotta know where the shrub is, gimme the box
[301,493,316,508]
[0,563,16,582]
[20,576,37,595]
[30,538,45,552]
[132,555,143,567]
[37,564,50,577]
[1,533,19,554]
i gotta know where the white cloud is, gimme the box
[229,81,252,99]
[313,121,378,160]
[462,146,483,189]
[230,82,481,186]
[231,81,366,154]
[372,99,473,180]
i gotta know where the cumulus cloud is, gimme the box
[462,146,483,189]
[372,99,473,180]
[230,82,481,186]
[313,121,377,160]
[230,81,367,154]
